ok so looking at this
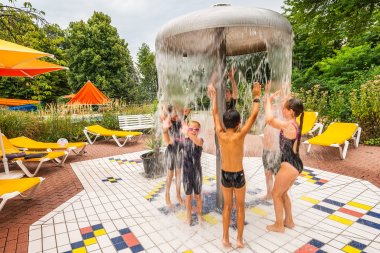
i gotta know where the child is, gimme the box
[161,106,185,208]
[208,80,261,248]
[264,88,304,233]
[261,124,281,200]
[226,66,238,110]
[163,119,204,225]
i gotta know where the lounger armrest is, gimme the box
[309,123,324,136]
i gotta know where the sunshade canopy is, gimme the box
[0,59,67,77]
[0,39,53,68]
[67,81,110,105]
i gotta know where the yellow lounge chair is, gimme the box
[9,136,88,155]
[1,134,68,177]
[297,111,323,136]
[0,177,44,211]
[304,122,361,159]
[83,125,143,147]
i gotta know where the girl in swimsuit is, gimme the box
[265,86,304,233]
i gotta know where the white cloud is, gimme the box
[26,0,285,60]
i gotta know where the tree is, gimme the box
[134,43,158,103]
[284,0,380,69]
[65,12,137,100]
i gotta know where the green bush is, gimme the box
[350,75,380,142]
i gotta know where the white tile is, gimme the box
[55,233,70,247]
[28,239,42,252]
[42,235,56,250]
[96,235,112,248]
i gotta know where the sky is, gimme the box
[25,0,285,60]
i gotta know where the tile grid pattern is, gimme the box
[28,151,380,253]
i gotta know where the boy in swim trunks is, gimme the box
[208,79,261,248]
[163,119,204,225]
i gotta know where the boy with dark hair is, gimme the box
[208,80,261,248]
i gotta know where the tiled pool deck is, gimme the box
[27,151,380,253]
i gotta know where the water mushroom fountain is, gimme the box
[155,4,293,210]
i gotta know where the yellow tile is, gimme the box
[93,229,106,237]
[202,214,218,225]
[251,206,267,217]
[183,250,193,253]
[149,191,158,195]
[176,211,186,221]
[72,247,87,253]
[347,201,372,211]
[301,171,310,175]
[300,196,320,204]
[328,214,354,226]
[84,237,97,246]
[307,179,317,184]
[303,175,313,179]
[144,195,153,200]
[109,179,116,182]
[342,245,361,253]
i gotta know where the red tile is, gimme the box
[80,226,93,235]
[319,179,328,183]
[295,244,319,253]
[122,233,140,247]
[338,207,364,218]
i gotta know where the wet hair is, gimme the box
[223,109,241,129]
[285,98,304,153]
[189,120,201,128]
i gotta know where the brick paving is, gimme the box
[0,135,379,253]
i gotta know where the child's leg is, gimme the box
[222,186,233,247]
[234,185,246,248]
[283,180,296,228]
[175,168,184,205]
[185,194,192,225]
[194,194,202,224]
[165,169,174,207]
[267,163,298,232]
[265,170,273,199]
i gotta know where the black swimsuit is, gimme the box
[279,123,303,173]
[182,138,203,195]
[221,170,246,188]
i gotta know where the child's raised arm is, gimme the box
[265,89,288,130]
[240,82,261,135]
[208,77,223,135]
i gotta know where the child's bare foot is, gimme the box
[177,196,185,206]
[284,220,295,229]
[197,215,203,225]
[222,239,232,247]
[259,194,272,201]
[236,239,244,248]
[266,224,285,233]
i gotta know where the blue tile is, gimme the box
[111,236,124,245]
[316,250,327,253]
[323,199,344,207]
[82,232,94,239]
[131,245,144,253]
[309,239,324,248]
[114,241,128,251]
[357,218,380,230]
[71,241,84,249]
[348,240,366,250]
[367,211,380,219]
[304,168,313,173]
[315,182,324,186]
[119,228,131,235]
[313,204,335,214]
[313,177,320,181]
[92,224,104,230]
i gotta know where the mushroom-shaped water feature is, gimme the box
[155,4,293,210]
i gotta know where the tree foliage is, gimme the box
[134,43,158,103]
[65,12,137,100]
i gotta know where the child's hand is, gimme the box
[183,108,191,116]
[269,90,281,102]
[181,123,188,135]
[207,83,216,98]
[228,65,235,80]
[162,115,172,131]
[253,82,261,97]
